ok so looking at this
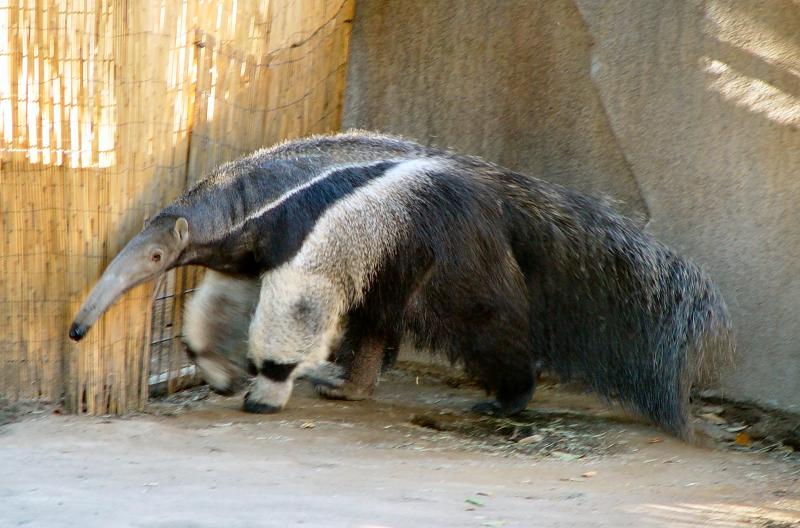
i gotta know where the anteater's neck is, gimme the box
[165,158,399,278]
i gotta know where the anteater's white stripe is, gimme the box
[210,159,397,242]
[246,158,450,387]
[294,158,451,304]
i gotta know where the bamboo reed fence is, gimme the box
[0,0,355,414]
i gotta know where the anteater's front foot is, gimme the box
[193,354,248,397]
[242,395,282,414]
[242,376,292,414]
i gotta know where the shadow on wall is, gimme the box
[576,0,800,412]
[343,0,800,412]
[342,0,650,222]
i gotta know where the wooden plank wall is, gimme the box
[0,0,355,413]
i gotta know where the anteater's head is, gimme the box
[69,215,190,342]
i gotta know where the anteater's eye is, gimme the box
[151,251,162,263]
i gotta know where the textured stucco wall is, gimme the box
[343,0,800,411]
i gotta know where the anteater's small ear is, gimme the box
[174,217,189,244]
[142,215,150,229]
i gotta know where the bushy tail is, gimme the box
[625,256,734,438]
[516,179,734,438]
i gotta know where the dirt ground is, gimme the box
[1,368,798,528]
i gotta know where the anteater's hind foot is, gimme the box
[314,381,372,401]
[314,334,387,402]
[299,361,346,388]
[294,360,366,400]
[303,363,374,401]
[471,365,536,417]
[471,387,533,417]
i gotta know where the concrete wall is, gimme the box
[342,0,800,412]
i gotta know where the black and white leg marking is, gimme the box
[243,359,300,414]
[243,267,345,413]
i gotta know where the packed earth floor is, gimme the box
[1,365,798,528]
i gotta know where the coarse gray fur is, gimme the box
[70,131,432,393]
[242,139,733,438]
[69,131,734,438]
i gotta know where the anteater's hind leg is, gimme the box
[314,334,391,401]
[465,323,536,417]
[442,293,535,417]
[310,304,401,401]
[470,371,537,417]
[182,271,260,395]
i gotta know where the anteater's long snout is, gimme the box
[69,270,129,342]
[69,240,156,342]
[69,321,88,342]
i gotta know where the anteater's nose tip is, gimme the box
[69,322,86,342]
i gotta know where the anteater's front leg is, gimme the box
[243,357,300,414]
[243,267,343,413]
[183,271,260,395]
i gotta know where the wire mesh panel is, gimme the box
[148,265,207,397]
[0,0,355,413]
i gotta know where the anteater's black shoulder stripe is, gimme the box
[192,159,399,276]
[241,160,399,271]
